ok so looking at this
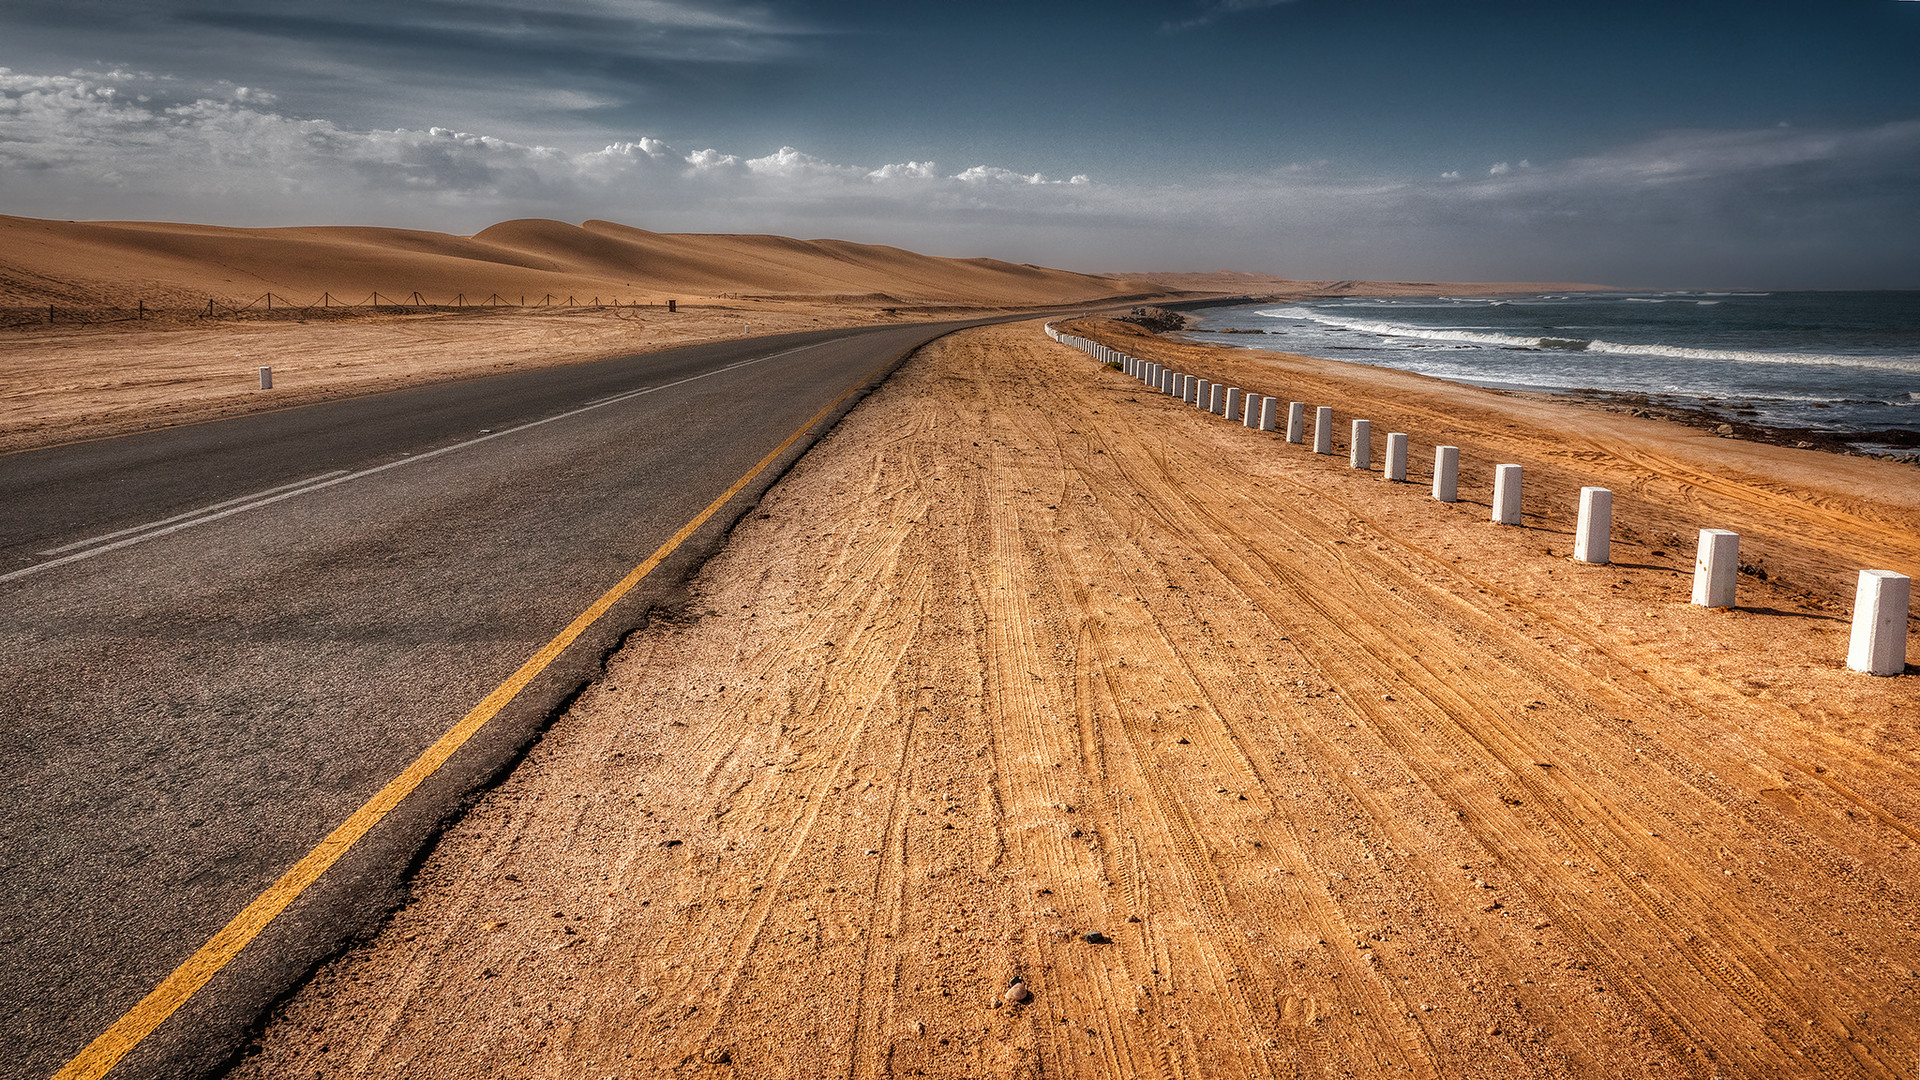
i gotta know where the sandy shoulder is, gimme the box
[230,322,1918,1079]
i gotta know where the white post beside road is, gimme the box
[1194,378,1208,406]
[1692,529,1739,608]
[1225,387,1242,422]
[1313,406,1333,454]
[258,366,273,390]
[1350,419,1371,469]
[1433,446,1459,502]
[1491,464,1522,525]
[1287,402,1305,444]
[1246,395,1264,429]
[1209,384,1226,415]
[1575,487,1613,564]
[1385,432,1408,482]
[1847,570,1911,676]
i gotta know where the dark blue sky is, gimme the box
[4,0,1918,286]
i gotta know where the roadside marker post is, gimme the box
[1692,529,1739,608]
[1575,487,1613,564]
[1492,464,1523,525]
[1433,446,1460,502]
[1313,407,1333,455]
[1350,420,1371,469]
[1287,402,1305,444]
[1196,379,1211,409]
[1209,383,1226,415]
[1259,397,1279,432]
[1385,432,1409,482]
[1847,570,1910,676]
[1225,387,1242,422]
[258,367,273,390]
[1245,395,1264,429]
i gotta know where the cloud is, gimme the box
[2,66,1916,286]
[1162,0,1302,32]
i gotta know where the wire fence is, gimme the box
[1,292,679,330]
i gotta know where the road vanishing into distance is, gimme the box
[0,319,987,1080]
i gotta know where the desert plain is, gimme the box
[6,218,1918,1078]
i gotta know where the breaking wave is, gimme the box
[1252,306,1920,375]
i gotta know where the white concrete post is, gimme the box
[1185,376,1199,404]
[1384,432,1408,482]
[1161,368,1172,394]
[258,366,273,389]
[1313,406,1333,454]
[1433,446,1459,502]
[1575,487,1613,564]
[1260,397,1278,432]
[1194,378,1209,407]
[1245,395,1262,429]
[1847,570,1910,676]
[1209,383,1226,414]
[1692,529,1739,608]
[1491,464,1522,525]
[1225,387,1242,422]
[1350,419,1371,469]
[1287,402,1306,444]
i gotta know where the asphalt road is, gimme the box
[0,319,977,1080]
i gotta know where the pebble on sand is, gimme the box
[1004,978,1032,1005]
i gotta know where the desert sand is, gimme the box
[225,319,1917,1079]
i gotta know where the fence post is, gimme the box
[1433,446,1459,502]
[1260,397,1279,432]
[1847,570,1911,675]
[1385,432,1408,481]
[1225,387,1242,422]
[1313,407,1333,454]
[1350,420,1371,469]
[1491,464,1523,524]
[1287,402,1305,444]
[1574,487,1612,564]
[1692,529,1739,608]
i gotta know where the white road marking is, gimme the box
[37,471,352,556]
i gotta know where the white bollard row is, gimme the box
[1050,323,1910,676]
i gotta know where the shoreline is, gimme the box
[1170,333,1920,466]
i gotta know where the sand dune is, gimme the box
[0,215,1157,309]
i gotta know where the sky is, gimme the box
[2,0,1918,288]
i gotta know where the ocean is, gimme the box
[1181,291,1920,454]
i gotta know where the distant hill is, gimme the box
[0,215,1160,310]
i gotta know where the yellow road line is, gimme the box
[54,364,888,1080]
